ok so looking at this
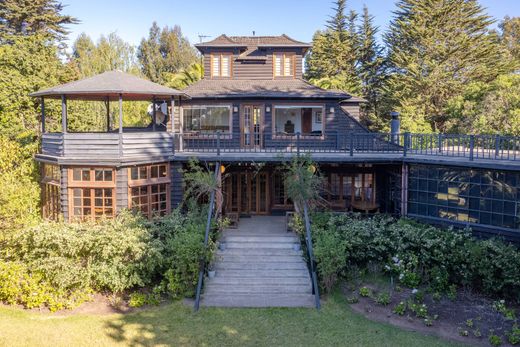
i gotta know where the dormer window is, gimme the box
[274,53,294,77]
[211,53,232,77]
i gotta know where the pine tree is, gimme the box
[385,0,511,133]
[498,16,520,68]
[0,0,78,42]
[357,5,387,127]
[306,0,361,94]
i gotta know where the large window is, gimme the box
[41,164,61,220]
[321,172,375,210]
[408,165,520,230]
[273,106,324,136]
[211,53,232,77]
[273,53,294,77]
[182,106,231,134]
[129,163,170,219]
[68,167,115,221]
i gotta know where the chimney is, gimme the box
[390,111,400,143]
[252,30,255,36]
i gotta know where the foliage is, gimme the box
[497,16,520,67]
[181,159,223,214]
[303,213,520,302]
[393,301,406,315]
[376,292,391,305]
[507,324,520,345]
[385,0,512,133]
[166,62,204,89]
[137,22,198,84]
[489,333,503,347]
[0,0,78,43]
[128,292,147,308]
[281,155,323,213]
[445,74,520,135]
[359,286,371,297]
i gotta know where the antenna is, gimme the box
[198,34,210,43]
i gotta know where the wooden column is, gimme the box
[118,94,123,157]
[170,96,175,132]
[106,96,110,132]
[152,97,157,131]
[401,163,408,216]
[40,97,45,133]
[61,95,67,133]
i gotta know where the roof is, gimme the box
[195,34,311,49]
[30,70,190,101]
[181,79,355,100]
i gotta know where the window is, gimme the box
[273,172,292,207]
[315,111,322,124]
[68,167,116,222]
[41,164,61,220]
[211,54,232,77]
[273,105,324,135]
[274,53,294,77]
[129,163,170,219]
[321,172,374,210]
[182,106,231,134]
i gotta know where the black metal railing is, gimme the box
[172,132,520,163]
[303,201,320,310]
[194,162,220,312]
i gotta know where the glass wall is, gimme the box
[408,165,520,230]
[182,106,231,133]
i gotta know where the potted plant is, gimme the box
[208,263,216,279]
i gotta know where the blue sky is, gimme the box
[61,0,519,49]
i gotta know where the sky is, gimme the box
[60,0,519,49]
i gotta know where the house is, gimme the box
[32,35,520,239]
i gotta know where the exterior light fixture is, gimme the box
[265,106,271,113]
[329,107,335,113]
[308,164,317,174]
[220,165,226,174]
[233,106,238,113]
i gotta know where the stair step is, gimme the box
[208,276,310,285]
[204,284,312,295]
[217,249,302,256]
[215,262,308,271]
[213,269,310,277]
[226,241,297,249]
[223,235,299,243]
[201,293,316,308]
[219,255,304,263]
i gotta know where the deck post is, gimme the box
[438,133,442,153]
[495,135,501,158]
[171,96,175,154]
[105,96,110,132]
[61,95,67,133]
[296,132,301,157]
[118,94,123,158]
[469,135,475,161]
[401,164,408,216]
[403,132,410,157]
[217,131,221,156]
[40,97,45,133]
[152,97,156,132]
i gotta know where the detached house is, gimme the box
[32,34,520,239]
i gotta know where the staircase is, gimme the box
[201,216,315,308]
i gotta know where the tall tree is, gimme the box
[357,5,387,128]
[305,0,361,94]
[0,0,78,42]
[137,22,197,84]
[385,0,511,133]
[497,16,520,68]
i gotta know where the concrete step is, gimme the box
[212,269,310,278]
[219,255,304,263]
[216,249,302,256]
[225,241,297,249]
[204,283,312,295]
[223,235,299,243]
[208,276,311,286]
[215,262,308,271]
[201,293,316,308]
[224,231,295,237]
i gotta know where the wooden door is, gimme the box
[241,105,263,148]
[301,108,312,134]
[224,171,270,215]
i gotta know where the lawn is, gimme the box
[0,292,461,347]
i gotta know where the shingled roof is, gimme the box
[181,79,355,100]
[30,70,189,101]
[195,34,311,48]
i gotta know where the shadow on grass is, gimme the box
[102,292,459,347]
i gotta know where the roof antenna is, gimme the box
[252,30,255,36]
[198,33,210,43]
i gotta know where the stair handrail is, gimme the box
[194,162,220,311]
[303,201,321,309]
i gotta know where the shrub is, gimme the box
[376,292,391,305]
[312,229,347,292]
[128,292,147,308]
[508,324,520,345]
[489,333,503,347]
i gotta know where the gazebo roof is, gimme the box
[30,70,190,101]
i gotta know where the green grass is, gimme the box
[0,291,460,347]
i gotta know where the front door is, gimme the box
[224,171,270,215]
[241,105,263,149]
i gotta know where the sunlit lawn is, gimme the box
[0,291,461,347]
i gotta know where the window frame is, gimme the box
[128,163,171,219]
[210,53,233,78]
[181,104,233,138]
[273,52,295,77]
[271,103,326,139]
[41,164,61,221]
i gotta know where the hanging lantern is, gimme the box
[308,164,316,174]
[220,165,226,174]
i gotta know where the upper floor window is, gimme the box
[211,53,232,77]
[274,53,294,77]
[182,105,231,134]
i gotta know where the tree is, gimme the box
[385,0,512,133]
[0,0,78,42]
[497,16,520,68]
[137,22,197,84]
[357,5,387,128]
[166,62,204,90]
[305,0,361,94]
[446,74,520,135]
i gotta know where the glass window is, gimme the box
[182,106,231,133]
[211,54,231,77]
[274,53,293,77]
[128,163,171,219]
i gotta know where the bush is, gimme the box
[308,212,520,302]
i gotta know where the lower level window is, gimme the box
[130,183,169,218]
[42,183,61,220]
[71,187,114,221]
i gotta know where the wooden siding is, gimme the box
[116,167,128,212]
[171,162,183,209]
[121,132,173,157]
[202,48,304,80]
[42,133,64,156]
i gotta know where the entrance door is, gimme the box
[301,108,312,134]
[224,171,270,214]
[241,105,263,149]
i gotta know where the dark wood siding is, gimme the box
[116,167,128,212]
[171,162,183,209]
